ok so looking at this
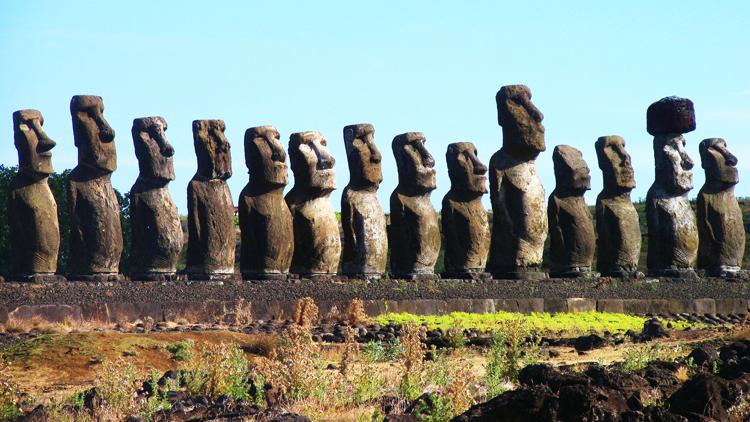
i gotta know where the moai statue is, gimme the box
[441,142,490,279]
[340,123,387,280]
[67,95,123,281]
[547,145,596,278]
[186,120,235,280]
[595,136,642,278]
[129,117,183,280]
[646,96,699,278]
[285,131,341,278]
[487,85,548,279]
[697,138,747,278]
[389,132,440,280]
[238,126,293,280]
[8,110,63,282]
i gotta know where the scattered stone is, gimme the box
[389,132,440,280]
[573,334,607,351]
[641,318,668,340]
[487,85,548,279]
[286,131,341,276]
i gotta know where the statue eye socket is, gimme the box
[18,123,29,131]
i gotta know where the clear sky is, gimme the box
[1,1,748,213]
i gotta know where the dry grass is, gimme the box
[293,297,319,327]
[344,299,369,326]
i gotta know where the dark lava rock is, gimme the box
[621,407,688,422]
[584,364,649,395]
[667,373,749,421]
[641,318,667,340]
[557,383,629,422]
[17,405,48,422]
[518,364,589,392]
[574,334,608,351]
[638,361,683,396]
[453,385,558,422]
[687,345,719,367]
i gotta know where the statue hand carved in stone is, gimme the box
[389,132,440,280]
[341,123,387,279]
[548,145,596,278]
[595,135,642,278]
[646,96,699,278]
[239,125,293,280]
[487,85,548,279]
[697,138,746,278]
[67,95,123,281]
[129,116,183,280]
[441,142,489,279]
[186,119,235,280]
[8,109,63,282]
[285,131,341,277]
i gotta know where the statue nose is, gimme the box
[318,154,334,169]
[161,144,175,157]
[681,153,694,170]
[725,153,738,166]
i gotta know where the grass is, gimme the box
[376,311,708,335]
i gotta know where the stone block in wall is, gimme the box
[494,299,519,313]
[596,299,624,313]
[714,299,748,315]
[566,298,596,313]
[544,298,568,313]
[0,305,8,324]
[622,300,650,314]
[515,299,545,314]
[691,299,716,315]
[250,300,296,321]
[392,300,448,315]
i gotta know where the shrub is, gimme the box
[181,342,250,400]
[344,299,369,325]
[484,319,540,398]
[363,338,405,362]
[93,358,142,418]
[0,362,26,420]
[398,323,426,400]
[294,297,320,327]
[165,339,194,361]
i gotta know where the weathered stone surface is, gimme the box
[67,95,123,281]
[646,97,698,277]
[595,136,642,277]
[697,138,746,278]
[647,96,696,136]
[341,123,387,278]
[285,131,340,276]
[389,132,440,279]
[129,117,182,280]
[186,120,235,280]
[487,85,548,279]
[239,126,293,280]
[441,142,489,279]
[548,145,596,278]
[8,110,61,282]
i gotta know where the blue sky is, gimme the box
[1,1,748,213]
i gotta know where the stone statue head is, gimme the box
[70,95,116,173]
[289,131,336,191]
[496,84,545,156]
[344,123,382,189]
[132,116,175,182]
[244,125,287,187]
[647,96,696,136]
[553,145,591,193]
[393,132,436,193]
[700,138,738,185]
[193,119,232,180]
[654,135,694,194]
[13,109,55,177]
[595,135,635,191]
[446,142,487,194]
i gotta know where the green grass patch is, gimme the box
[375,311,708,335]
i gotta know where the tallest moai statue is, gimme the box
[487,85,548,280]
[646,96,699,278]
[67,95,124,281]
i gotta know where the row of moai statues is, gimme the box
[7,89,745,282]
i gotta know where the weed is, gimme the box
[93,358,142,418]
[412,394,454,422]
[294,297,320,327]
[181,342,250,400]
[363,339,404,362]
[165,339,194,361]
[398,323,426,400]
[618,344,663,372]
[484,319,540,398]
[0,362,27,420]
[444,320,467,349]
[123,349,139,357]
[345,299,369,325]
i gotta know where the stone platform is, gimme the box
[1,277,750,324]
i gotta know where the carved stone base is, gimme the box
[242,272,289,282]
[12,274,67,283]
[68,273,125,282]
[648,268,699,281]
[549,267,600,279]
[441,271,491,281]
[185,272,236,282]
[392,272,439,281]
[600,269,645,279]
[339,273,384,282]
[294,273,342,282]
[130,272,182,282]
[703,267,750,280]
[490,267,548,280]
